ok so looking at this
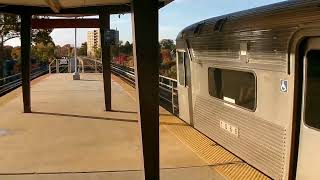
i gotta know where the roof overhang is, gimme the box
[0,0,173,15]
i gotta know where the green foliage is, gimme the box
[32,29,54,45]
[54,44,73,58]
[94,48,101,59]
[159,39,177,79]
[119,41,133,55]
[2,46,13,59]
[111,43,119,57]
[0,14,54,66]
[78,42,87,56]
[11,46,20,62]
[160,39,176,51]
[0,14,20,67]
[31,42,55,64]
[0,14,20,43]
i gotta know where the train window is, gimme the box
[178,51,185,86]
[304,50,320,130]
[185,52,191,87]
[208,68,256,110]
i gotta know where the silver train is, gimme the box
[175,1,320,179]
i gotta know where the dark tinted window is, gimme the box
[185,52,191,87]
[177,51,191,87]
[305,50,320,130]
[178,52,185,86]
[208,68,256,110]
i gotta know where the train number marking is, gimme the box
[220,121,239,137]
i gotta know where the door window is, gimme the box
[177,51,191,87]
[177,51,185,86]
[185,52,191,87]
[304,50,320,130]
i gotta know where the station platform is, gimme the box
[0,74,270,180]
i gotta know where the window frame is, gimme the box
[184,50,192,88]
[177,50,192,88]
[177,50,186,86]
[302,50,320,131]
[208,66,258,112]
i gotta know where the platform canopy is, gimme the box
[0,0,172,14]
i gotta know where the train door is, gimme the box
[176,50,193,124]
[296,38,320,180]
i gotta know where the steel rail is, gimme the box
[0,67,48,96]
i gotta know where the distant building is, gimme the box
[87,29,120,58]
[87,29,101,57]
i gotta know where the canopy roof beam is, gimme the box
[0,4,131,15]
[0,1,166,15]
[44,0,61,13]
[32,18,103,29]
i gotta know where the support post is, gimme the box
[131,1,159,180]
[73,25,80,80]
[20,14,32,113]
[99,13,111,111]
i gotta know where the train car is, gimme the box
[176,1,320,179]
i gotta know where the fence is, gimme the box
[0,66,48,96]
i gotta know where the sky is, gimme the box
[5,0,285,47]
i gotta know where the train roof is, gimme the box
[177,0,320,40]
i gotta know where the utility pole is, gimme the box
[73,17,80,80]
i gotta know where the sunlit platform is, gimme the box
[0,74,269,180]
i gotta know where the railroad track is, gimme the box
[0,67,48,97]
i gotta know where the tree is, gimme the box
[94,48,101,59]
[0,14,20,46]
[32,29,54,45]
[78,42,87,56]
[3,45,13,60]
[119,41,133,55]
[54,44,73,58]
[160,39,175,51]
[31,42,55,64]
[0,14,54,58]
[0,14,20,77]
[11,46,21,61]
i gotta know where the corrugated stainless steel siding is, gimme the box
[188,27,294,72]
[194,96,286,179]
[177,1,320,72]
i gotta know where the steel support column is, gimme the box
[99,13,112,111]
[131,1,160,180]
[20,14,32,113]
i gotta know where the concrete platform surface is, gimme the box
[0,74,211,180]
[0,73,269,180]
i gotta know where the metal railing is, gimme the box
[159,75,179,115]
[79,57,103,73]
[50,57,103,74]
[110,63,179,115]
[49,59,73,74]
[48,57,179,115]
[0,66,48,96]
